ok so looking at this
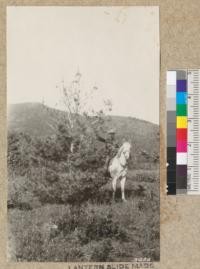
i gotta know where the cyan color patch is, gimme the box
[176,92,187,104]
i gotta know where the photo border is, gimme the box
[1,1,200,269]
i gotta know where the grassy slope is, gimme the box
[8,169,159,262]
[7,103,160,262]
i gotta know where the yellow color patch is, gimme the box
[176,116,187,128]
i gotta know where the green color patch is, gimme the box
[176,104,187,116]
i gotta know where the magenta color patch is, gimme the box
[177,141,187,152]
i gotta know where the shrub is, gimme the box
[56,204,129,245]
[84,239,113,262]
[8,175,41,210]
[8,124,110,207]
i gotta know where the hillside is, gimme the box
[8,103,62,137]
[8,103,159,158]
[7,102,160,262]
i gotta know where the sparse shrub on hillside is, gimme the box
[8,131,38,176]
[25,136,109,205]
[35,124,72,162]
[8,174,41,210]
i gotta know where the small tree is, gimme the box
[29,72,114,205]
[57,71,112,153]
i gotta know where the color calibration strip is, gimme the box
[167,71,177,194]
[167,69,200,195]
[176,70,187,194]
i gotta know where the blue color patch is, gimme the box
[176,92,187,104]
[177,80,187,92]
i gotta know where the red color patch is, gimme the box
[176,128,187,141]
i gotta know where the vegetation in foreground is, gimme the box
[8,170,159,262]
[8,90,159,262]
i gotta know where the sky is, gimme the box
[7,6,159,124]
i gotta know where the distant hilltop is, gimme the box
[8,102,159,157]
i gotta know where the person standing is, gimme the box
[95,128,119,175]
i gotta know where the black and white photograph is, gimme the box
[7,6,160,262]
